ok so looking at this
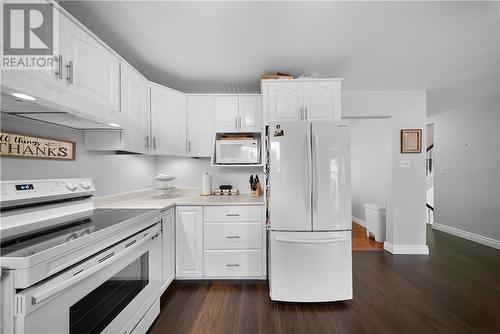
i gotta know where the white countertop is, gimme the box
[95,189,265,210]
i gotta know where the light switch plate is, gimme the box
[399,160,411,168]
[439,168,447,174]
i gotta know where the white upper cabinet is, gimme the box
[215,96,239,132]
[268,82,303,121]
[263,79,342,123]
[302,81,342,121]
[60,13,120,113]
[239,96,262,132]
[120,62,149,129]
[187,96,215,157]
[0,4,62,100]
[119,62,150,153]
[1,8,121,125]
[150,83,186,156]
[215,95,262,133]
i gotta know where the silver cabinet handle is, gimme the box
[305,106,308,120]
[238,116,242,130]
[188,141,191,152]
[235,117,238,130]
[226,235,240,239]
[225,213,240,216]
[153,137,156,150]
[66,60,73,84]
[54,55,63,80]
[226,263,240,267]
[144,136,149,149]
[300,107,304,120]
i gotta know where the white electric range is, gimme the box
[0,178,162,334]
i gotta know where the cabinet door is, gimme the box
[187,96,215,157]
[1,5,63,106]
[268,82,303,121]
[303,81,342,121]
[120,62,149,154]
[161,208,175,291]
[60,14,120,113]
[215,96,239,132]
[239,96,262,132]
[176,206,203,278]
[150,84,186,156]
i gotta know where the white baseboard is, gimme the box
[432,223,500,250]
[384,241,429,255]
[352,216,366,227]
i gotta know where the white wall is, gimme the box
[343,90,428,254]
[0,114,263,197]
[155,156,263,194]
[351,119,392,222]
[0,114,156,196]
[431,97,500,243]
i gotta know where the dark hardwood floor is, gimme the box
[148,225,500,334]
[352,222,384,251]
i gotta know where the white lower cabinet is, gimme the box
[161,208,175,291]
[175,206,203,278]
[174,205,266,279]
[203,205,266,279]
[204,223,263,249]
[204,250,263,277]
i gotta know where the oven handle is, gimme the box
[30,228,158,306]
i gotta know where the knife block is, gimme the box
[251,181,263,197]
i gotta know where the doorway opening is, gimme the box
[347,117,392,251]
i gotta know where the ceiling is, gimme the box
[60,1,500,116]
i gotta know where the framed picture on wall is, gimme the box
[400,129,422,153]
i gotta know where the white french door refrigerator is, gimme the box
[268,121,352,302]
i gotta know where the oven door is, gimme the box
[14,223,162,334]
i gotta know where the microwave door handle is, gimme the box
[26,230,154,307]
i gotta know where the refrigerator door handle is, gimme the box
[305,132,312,213]
[274,237,349,244]
[312,133,320,212]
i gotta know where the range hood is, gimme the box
[1,92,122,130]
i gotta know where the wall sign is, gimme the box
[0,131,75,160]
[400,129,422,154]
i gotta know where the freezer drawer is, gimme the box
[269,230,352,302]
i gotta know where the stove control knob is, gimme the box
[66,182,77,191]
[80,181,91,190]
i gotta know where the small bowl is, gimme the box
[155,174,176,181]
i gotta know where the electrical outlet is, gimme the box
[399,160,411,168]
[147,176,153,187]
[439,168,447,174]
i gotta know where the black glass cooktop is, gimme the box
[0,208,154,258]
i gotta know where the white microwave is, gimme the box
[215,139,260,164]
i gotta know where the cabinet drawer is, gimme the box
[205,223,263,250]
[204,250,263,277]
[204,206,263,222]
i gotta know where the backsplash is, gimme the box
[1,114,263,196]
[155,156,264,194]
[0,114,156,196]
